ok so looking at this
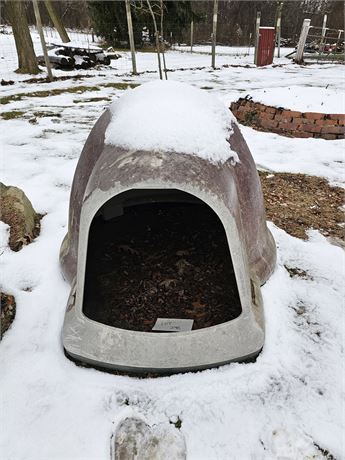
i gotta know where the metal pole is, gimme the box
[211,0,218,69]
[190,20,194,53]
[254,11,261,65]
[125,0,137,75]
[276,2,283,58]
[295,18,311,64]
[32,0,53,81]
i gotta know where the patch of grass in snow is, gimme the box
[1,110,25,120]
[1,110,62,121]
[33,111,62,118]
[0,83,139,106]
[29,85,101,98]
[0,85,101,105]
[102,82,140,90]
[73,97,111,104]
[0,95,24,105]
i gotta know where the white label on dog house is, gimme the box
[152,318,194,332]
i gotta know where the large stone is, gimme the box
[0,293,16,339]
[113,417,186,460]
[0,182,40,251]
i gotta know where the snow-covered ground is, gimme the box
[245,85,345,114]
[1,27,344,460]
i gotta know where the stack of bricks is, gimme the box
[230,98,345,140]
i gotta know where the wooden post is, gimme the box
[211,0,218,69]
[190,20,194,53]
[319,14,327,54]
[32,0,53,81]
[125,0,137,75]
[335,29,342,53]
[295,18,311,64]
[276,2,283,58]
[254,11,261,65]
[321,14,327,38]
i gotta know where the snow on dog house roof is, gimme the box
[60,81,276,373]
[105,81,239,163]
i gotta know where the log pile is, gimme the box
[37,42,120,70]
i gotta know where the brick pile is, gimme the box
[230,97,345,140]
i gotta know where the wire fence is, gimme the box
[1,18,343,82]
[0,22,256,82]
[304,26,344,62]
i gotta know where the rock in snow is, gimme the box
[0,183,40,251]
[113,417,186,460]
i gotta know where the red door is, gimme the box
[257,27,275,66]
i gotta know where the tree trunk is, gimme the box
[44,0,70,43]
[33,0,53,81]
[6,1,39,74]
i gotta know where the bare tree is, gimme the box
[133,0,167,80]
[6,0,39,74]
[146,0,163,80]
[43,0,70,43]
[159,0,168,79]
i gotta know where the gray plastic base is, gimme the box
[62,277,264,374]
[65,347,261,375]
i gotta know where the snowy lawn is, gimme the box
[0,29,344,460]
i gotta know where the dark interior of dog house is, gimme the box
[82,189,242,332]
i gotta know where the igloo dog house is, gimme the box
[60,81,276,374]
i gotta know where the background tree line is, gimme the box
[2,0,344,48]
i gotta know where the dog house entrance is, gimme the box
[83,189,242,332]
